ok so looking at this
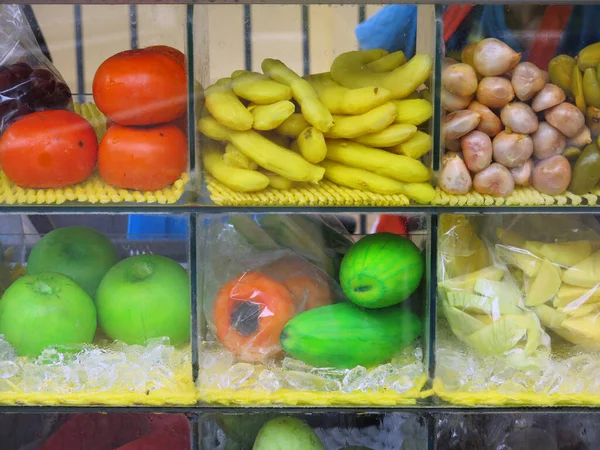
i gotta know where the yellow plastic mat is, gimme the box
[198,374,430,406]
[432,187,600,207]
[206,176,411,207]
[0,366,196,406]
[0,170,189,205]
[434,379,600,406]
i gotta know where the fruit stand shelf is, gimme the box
[0,205,599,214]
[10,0,600,4]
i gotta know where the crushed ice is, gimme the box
[0,335,190,393]
[198,341,425,394]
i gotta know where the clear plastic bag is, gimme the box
[198,214,426,403]
[201,215,349,363]
[437,214,600,403]
[437,215,549,363]
[0,5,72,133]
[494,215,600,351]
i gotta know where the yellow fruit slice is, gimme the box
[443,303,485,336]
[539,241,592,267]
[558,303,599,318]
[524,241,544,257]
[554,284,600,307]
[562,250,600,288]
[446,291,522,316]
[526,259,562,306]
[474,279,521,305]
[496,246,541,277]
[562,314,600,340]
[534,304,567,329]
[440,266,505,291]
[468,317,528,356]
[496,228,526,248]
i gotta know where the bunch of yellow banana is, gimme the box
[438,216,547,360]
[495,227,600,351]
[198,49,436,204]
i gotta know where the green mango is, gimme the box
[281,303,421,369]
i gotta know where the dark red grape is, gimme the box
[53,82,72,106]
[30,68,54,83]
[0,67,14,93]
[8,62,33,81]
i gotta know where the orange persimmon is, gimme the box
[92,49,186,126]
[262,256,333,311]
[213,271,296,362]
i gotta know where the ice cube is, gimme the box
[342,366,367,392]
[220,363,255,389]
[0,337,15,361]
[0,361,18,379]
[284,370,341,391]
[282,357,312,373]
[367,364,399,387]
[256,370,280,392]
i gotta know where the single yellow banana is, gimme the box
[392,131,433,159]
[583,68,600,109]
[203,144,269,192]
[230,130,325,183]
[573,65,587,112]
[262,171,294,189]
[290,78,334,132]
[198,115,230,141]
[578,43,600,71]
[326,139,430,182]
[549,55,576,94]
[325,102,398,139]
[366,51,407,72]
[392,99,433,125]
[231,69,248,79]
[276,114,310,137]
[249,100,295,130]
[223,143,257,170]
[232,71,292,104]
[297,126,327,163]
[204,78,253,131]
[320,160,434,203]
[330,50,433,99]
[320,159,405,194]
[354,123,417,147]
[401,181,436,204]
[199,117,324,183]
[305,72,392,115]
[261,58,300,85]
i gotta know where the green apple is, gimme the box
[0,272,97,356]
[96,254,190,345]
[253,417,324,450]
[26,226,119,299]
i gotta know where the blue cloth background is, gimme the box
[356,5,600,58]
[127,215,188,239]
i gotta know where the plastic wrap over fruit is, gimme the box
[494,215,600,351]
[198,215,425,399]
[0,5,73,134]
[437,215,550,365]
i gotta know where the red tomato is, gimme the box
[93,49,187,126]
[98,123,187,191]
[145,45,185,67]
[0,110,97,188]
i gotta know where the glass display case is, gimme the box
[2,1,600,449]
